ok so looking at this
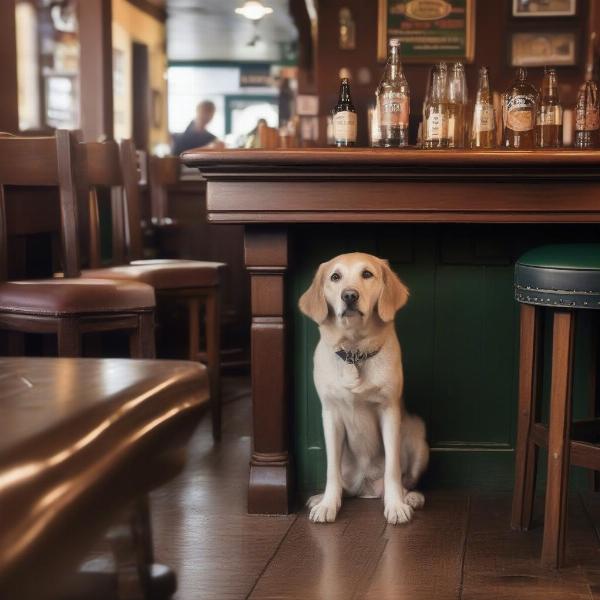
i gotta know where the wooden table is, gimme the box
[0,357,208,599]
[182,148,600,515]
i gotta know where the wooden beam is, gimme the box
[77,0,113,141]
[0,0,19,133]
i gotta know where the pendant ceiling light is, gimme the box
[235,1,273,21]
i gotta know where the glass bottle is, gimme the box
[575,80,600,149]
[332,77,357,147]
[447,62,467,148]
[471,66,496,148]
[537,67,562,148]
[376,38,410,147]
[423,63,449,149]
[503,67,538,149]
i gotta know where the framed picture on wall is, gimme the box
[512,0,577,17]
[510,31,577,66]
[377,0,476,62]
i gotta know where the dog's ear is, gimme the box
[299,262,329,324]
[377,259,409,322]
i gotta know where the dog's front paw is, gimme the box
[307,494,341,523]
[384,495,414,525]
[405,490,425,510]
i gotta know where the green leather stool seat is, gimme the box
[514,244,600,309]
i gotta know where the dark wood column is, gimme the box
[0,0,19,133]
[77,0,113,141]
[245,225,291,514]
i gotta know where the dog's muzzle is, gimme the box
[341,288,362,316]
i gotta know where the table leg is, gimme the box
[245,225,291,514]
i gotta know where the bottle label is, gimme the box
[539,106,563,126]
[576,107,599,131]
[332,111,357,142]
[472,104,495,132]
[427,111,447,140]
[379,92,409,127]
[506,95,536,132]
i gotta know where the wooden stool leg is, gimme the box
[205,289,222,441]
[130,312,156,359]
[57,318,82,357]
[512,304,543,531]
[187,297,200,362]
[541,309,575,569]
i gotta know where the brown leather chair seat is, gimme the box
[0,278,155,315]
[82,259,226,290]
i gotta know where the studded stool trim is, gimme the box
[514,263,600,309]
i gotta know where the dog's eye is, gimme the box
[362,270,374,279]
[330,272,341,282]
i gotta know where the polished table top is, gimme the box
[0,357,208,598]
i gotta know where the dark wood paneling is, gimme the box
[0,0,19,133]
[312,0,591,146]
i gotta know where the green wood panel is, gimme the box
[292,224,599,496]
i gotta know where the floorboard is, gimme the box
[150,378,600,600]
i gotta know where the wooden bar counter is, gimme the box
[183,148,600,515]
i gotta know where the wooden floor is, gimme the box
[151,377,600,600]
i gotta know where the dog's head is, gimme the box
[299,252,409,325]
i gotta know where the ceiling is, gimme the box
[166,0,298,63]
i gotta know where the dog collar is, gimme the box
[335,348,379,365]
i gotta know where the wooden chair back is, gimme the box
[149,155,180,221]
[84,139,146,268]
[0,130,84,281]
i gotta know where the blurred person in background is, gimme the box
[172,100,223,155]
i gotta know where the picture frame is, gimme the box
[512,0,576,18]
[510,31,577,66]
[377,0,475,63]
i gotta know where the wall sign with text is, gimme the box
[377,0,475,62]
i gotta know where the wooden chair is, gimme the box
[0,131,156,358]
[511,244,600,568]
[80,139,225,440]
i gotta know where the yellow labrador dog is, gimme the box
[299,252,429,525]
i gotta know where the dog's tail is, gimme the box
[400,413,430,490]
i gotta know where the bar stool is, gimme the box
[511,243,600,568]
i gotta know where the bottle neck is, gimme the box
[542,73,559,102]
[476,70,490,103]
[339,81,351,103]
[388,45,400,79]
[338,79,353,107]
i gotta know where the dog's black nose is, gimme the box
[342,288,359,305]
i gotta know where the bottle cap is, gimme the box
[389,38,400,47]
[339,67,351,80]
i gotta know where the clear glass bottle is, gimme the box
[537,67,562,148]
[447,62,467,148]
[471,66,496,148]
[423,63,449,149]
[332,77,357,147]
[575,80,600,149]
[376,38,410,147]
[503,67,538,149]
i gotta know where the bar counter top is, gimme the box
[182,148,600,224]
[183,147,600,169]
